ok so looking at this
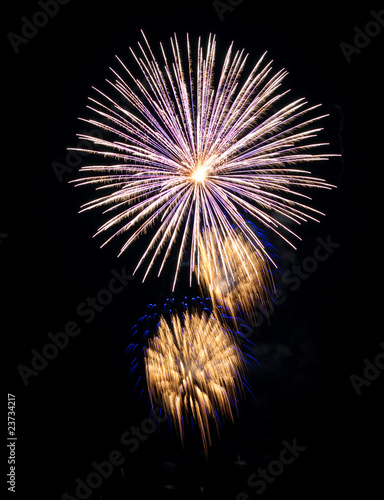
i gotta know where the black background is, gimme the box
[3,1,383,499]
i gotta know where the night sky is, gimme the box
[4,2,384,499]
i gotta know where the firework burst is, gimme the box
[144,308,246,455]
[197,228,274,327]
[72,31,335,289]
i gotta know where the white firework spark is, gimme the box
[72,31,335,290]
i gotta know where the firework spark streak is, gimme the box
[144,309,246,455]
[72,31,335,290]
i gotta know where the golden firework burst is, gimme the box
[196,229,275,327]
[144,309,245,455]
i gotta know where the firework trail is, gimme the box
[72,31,335,290]
[144,308,246,455]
